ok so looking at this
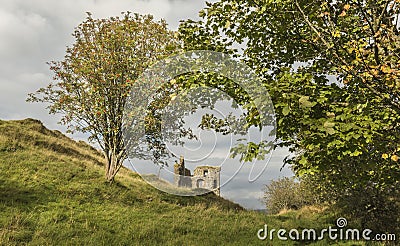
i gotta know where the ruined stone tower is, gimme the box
[173,156,192,188]
[192,165,221,196]
[173,156,221,196]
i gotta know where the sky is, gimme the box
[0,0,293,209]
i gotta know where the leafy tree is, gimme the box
[263,177,299,214]
[179,0,399,230]
[28,12,180,182]
[263,177,322,214]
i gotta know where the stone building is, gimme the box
[173,156,221,196]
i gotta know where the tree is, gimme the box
[263,177,321,214]
[28,12,181,182]
[178,0,399,231]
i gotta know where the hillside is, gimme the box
[0,119,355,245]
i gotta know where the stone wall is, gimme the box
[173,156,220,196]
[192,166,221,196]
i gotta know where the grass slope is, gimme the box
[0,119,367,245]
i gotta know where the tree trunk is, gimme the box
[105,150,123,183]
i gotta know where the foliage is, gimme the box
[263,177,322,214]
[178,0,400,226]
[27,12,181,182]
[336,184,400,236]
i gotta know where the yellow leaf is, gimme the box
[344,4,350,10]
[381,66,392,73]
[391,155,398,162]
[225,20,231,29]
[170,93,177,101]
[382,153,389,159]
[332,30,341,38]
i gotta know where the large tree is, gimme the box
[28,12,180,182]
[178,0,399,231]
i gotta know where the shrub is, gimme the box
[263,176,321,214]
[336,183,400,236]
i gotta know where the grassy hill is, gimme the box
[0,119,369,245]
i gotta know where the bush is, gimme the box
[303,171,399,236]
[336,183,400,237]
[263,177,321,214]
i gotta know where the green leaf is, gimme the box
[325,127,335,135]
[323,121,335,128]
[299,96,314,108]
[282,106,290,116]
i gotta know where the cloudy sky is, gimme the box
[0,0,293,209]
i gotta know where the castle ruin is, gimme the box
[173,156,221,196]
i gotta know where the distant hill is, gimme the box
[0,119,336,245]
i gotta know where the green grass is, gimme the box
[0,119,387,245]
